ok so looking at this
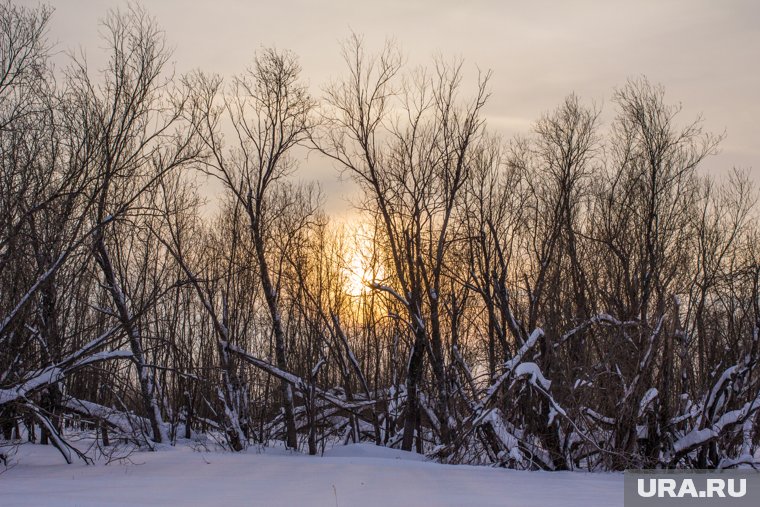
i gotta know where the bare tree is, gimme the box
[65,5,200,444]
[188,48,316,450]
[318,35,490,451]
[2,4,758,470]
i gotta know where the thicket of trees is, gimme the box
[2,2,759,470]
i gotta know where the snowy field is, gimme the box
[1,442,623,506]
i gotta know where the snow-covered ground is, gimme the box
[1,442,623,506]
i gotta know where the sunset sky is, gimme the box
[48,0,760,215]
[5,2,760,496]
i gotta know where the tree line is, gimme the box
[1,2,759,470]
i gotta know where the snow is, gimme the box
[0,367,64,405]
[0,341,129,406]
[513,362,552,390]
[1,442,623,506]
[480,327,544,409]
[638,387,658,417]
[482,409,523,461]
[224,342,373,411]
[322,442,428,461]
[673,390,760,456]
[62,397,149,437]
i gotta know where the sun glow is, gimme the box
[341,223,384,298]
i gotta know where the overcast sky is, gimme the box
[44,0,760,215]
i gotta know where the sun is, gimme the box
[344,251,369,296]
[341,224,384,298]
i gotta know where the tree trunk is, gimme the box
[252,222,298,450]
[94,238,165,444]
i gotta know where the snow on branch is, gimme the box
[433,328,544,461]
[671,391,760,462]
[554,313,639,349]
[511,362,551,391]
[20,401,93,465]
[479,327,544,410]
[0,348,132,407]
[62,396,150,438]
[224,342,375,412]
[367,282,409,307]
